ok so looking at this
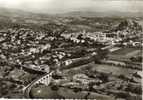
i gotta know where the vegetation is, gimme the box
[130,56,142,62]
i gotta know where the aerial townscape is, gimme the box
[0,7,142,100]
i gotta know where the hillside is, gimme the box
[0,7,142,33]
[108,19,142,32]
[58,11,143,18]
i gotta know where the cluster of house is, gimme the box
[0,26,142,74]
[122,40,143,47]
[61,31,121,45]
[61,29,142,47]
[61,73,102,90]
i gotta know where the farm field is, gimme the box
[64,62,139,78]
[91,64,138,77]
[108,47,141,61]
[30,85,115,99]
[110,48,139,55]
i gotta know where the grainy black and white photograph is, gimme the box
[0,0,142,99]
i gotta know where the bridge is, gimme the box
[23,71,54,98]
[22,45,116,98]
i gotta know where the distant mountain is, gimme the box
[0,7,142,33]
[0,7,58,25]
[0,7,143,18]
[0,7,54,19]
[58,11,143,17]
[0,7,34,18]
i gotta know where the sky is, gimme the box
[0,0,142,14]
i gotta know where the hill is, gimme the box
[0,7,142,33]
[58,11,143,18]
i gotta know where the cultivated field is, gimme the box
[108,47,141,61]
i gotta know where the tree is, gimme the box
[98,73,109,83]
[97,48,109,59]
[50,85,59,91]
[93,48,109,64]
[77,34,83,40]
